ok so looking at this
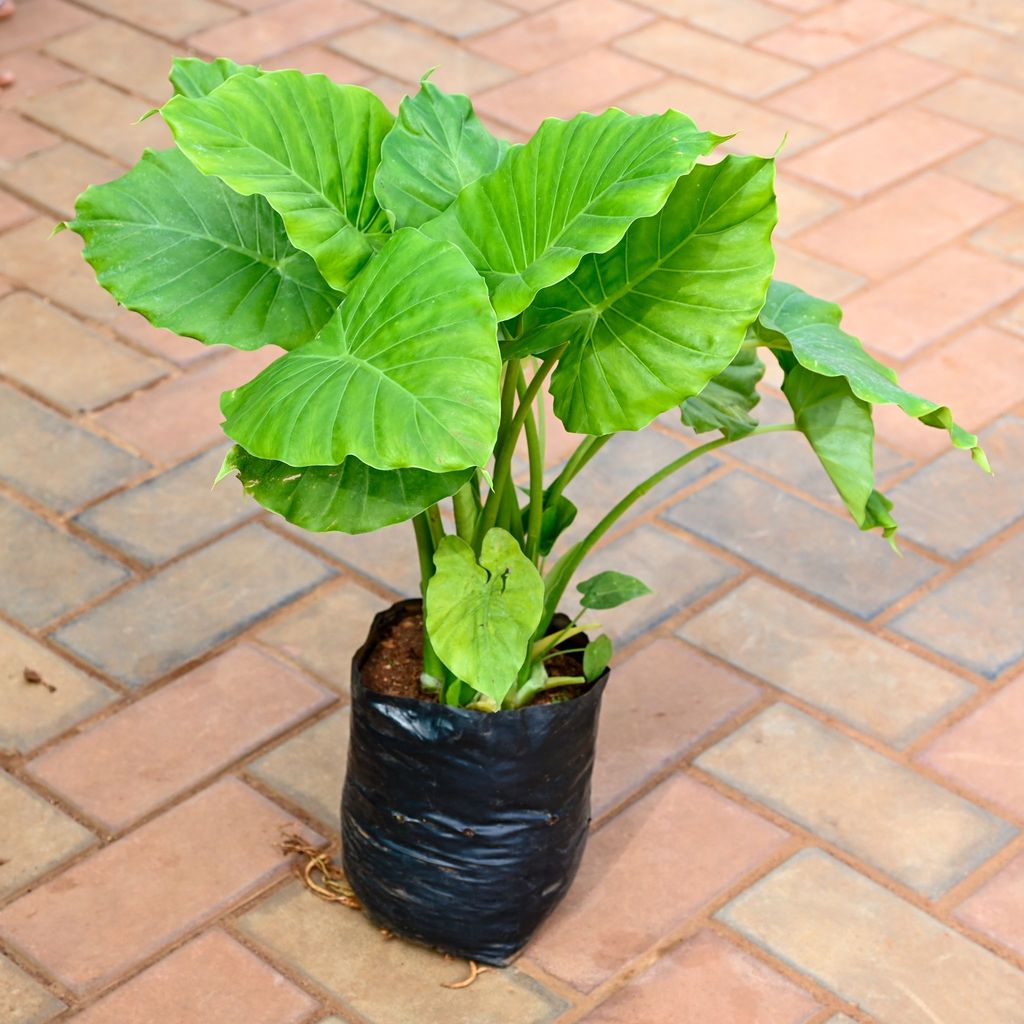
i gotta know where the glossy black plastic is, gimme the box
[341,599,608,966]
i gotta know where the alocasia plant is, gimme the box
[64,62,987,711]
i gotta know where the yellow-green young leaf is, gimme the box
[577,570,652,609]
[69,148,343,351]
[375,77,507,230]
[583,634,613,682]
[221,228,501,473]
[426,529,545,706]
[168,57,261,98]
[422,108,724,321]
[533,155,777,435]
[162,70,394,291]
[681,347,765,440]
[219,446,474,534]
[757,281,989,471]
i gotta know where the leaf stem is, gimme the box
[412,512,446,682]
[517,370,546,564]
[452,482,477,543]
[545,434,612,505]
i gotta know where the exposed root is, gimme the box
[280,832,360,910]
[442,960,490,990]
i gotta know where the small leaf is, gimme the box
[425,528,545,706]
[583,635,612,682]
[578,570,652,610]
[169,57,261,99]
[681,347,765,439]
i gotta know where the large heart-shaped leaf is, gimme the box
[69,148,343,351]
[530,155,776,435]
[422,108,723,320]
[221,228,501,472]
[218,445,473,534]
[757,281,989,470]
[374,77,507,230]
[781,359,898,544]
[163,70,394,291]
[169,57,261,99]
[425,527,545,705]
[681,347,765,440]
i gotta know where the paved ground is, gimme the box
[1,0,1024,1020]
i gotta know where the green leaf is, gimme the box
[522,493,577,557]
[221,228,501,472]
[757,281,989,471]
[577,570,652,610]
[169,57,262,99]
[163,70,394,291]
[583,634,612,682]
[218,445,473,534]
[422,108,723,320]
[781,359,898,546]
[681,347,765,439]
[375,77,507,230]
[425,528,545,705]
[534,155,777,434]
[69,148,343,351]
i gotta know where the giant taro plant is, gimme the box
[65,60,987,711]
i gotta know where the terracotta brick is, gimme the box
[920,77,1024,143]
[329,21,514,93]
[469,0,651,72]
[901,23,1024,89]
[0,779,321,995]
[368,0,517,38]
[621,78,822,157]
[0,188,32,231]
[663,473,939,617]
[919,672,1024,819]
[263,43,373,81]
[92,348,278,464]
[190,0,376,63]
[889,417,1024,559]
[0,770,95,900]
[0,292,164,411]
[529,774,788,990]
[955,853,1024,959]
[75,447,256,566]
[248,708,348,825]
[789,108,981,197]
[0,494,129,629]
[257,578,389,691]
[973,208,1024,265]
[0,382,148,513]
[581,929,819,1023]
[768,48,951,133]
[0,52,81,110]
[592,638,759,816]
[238,882,567,1023]
[0,619,115,755]
[0,952,64,1024]
[698,704,1014,895]
[0,111,58,165]
[476,49,662,134]
[719,850,1024,1024]
[73,0,236,39]
[756,0,931,66]
[772,243,866,301]
[110,310,213,367]
[796,173,1007,277]
[681,578,971,748]
[67,930,319,1024]
[617,21,806,99]
[29,645,330,829]
[53,524,333,687]
[0,0,94,56]
[0,219,119,322]
[910,0,1022,33]
[946,138,1024,203]
[0,141,122,219]
[773,174,841,237]
[842,254,1024,361]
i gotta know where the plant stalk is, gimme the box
[452,482,478,543]
[545,433,612,506]
[517,371,546,564]
[412,512,447,683]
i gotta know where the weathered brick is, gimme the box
[773,174,842,237]
[110,309,214,367]
[73,0,235,39]
[973,208,1024,264]
[0,189,32,231]
[263,43,373,81]
[647,0,790,43]
[698,704,1015,895]
[53,524,333,687]
[908,0,1021,33]
[772,243,865,300]
[75,447,255,566]
[920,76,1024,142]
[0,0,93,55]
[0,141,122,219]
[718,849,1024,1024]
[0,953,64,1024]
[663,473,939,617]
[238,882,567,1024]
[901,23,1024,89]
[0,770,95,900]
[0,494,129,629]
[29,645,331,829]
[955,852,1024,960]
[0,382,149,512]
[0,52,81,109]
[0,779,320,995]
[681,578,972,747]
[0,111,58,164]
[946,138,1024,203]
[0,292,164,411]
[368,0,517,38]
[0,619,115,755]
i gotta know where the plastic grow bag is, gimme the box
[341,599,608,966]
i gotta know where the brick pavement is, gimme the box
[1,0,1023,1020]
